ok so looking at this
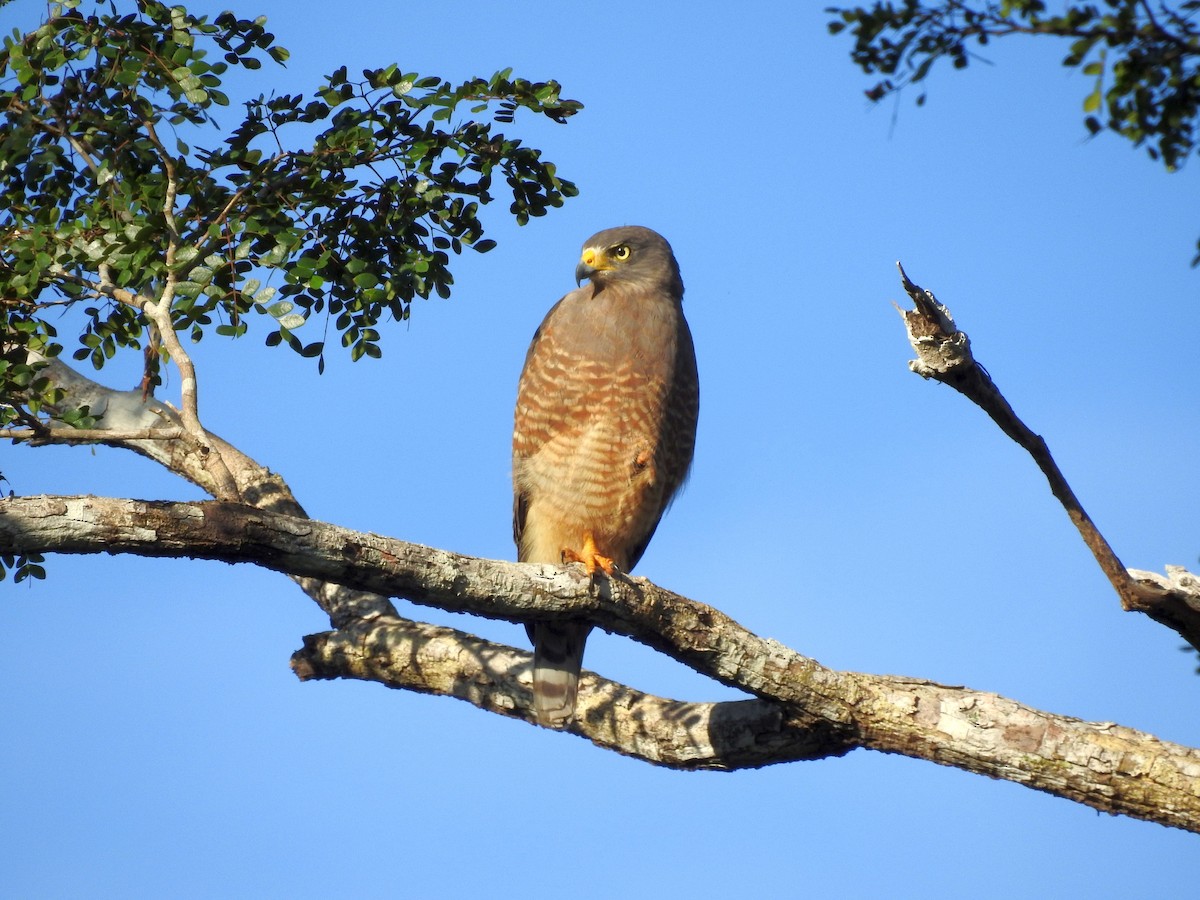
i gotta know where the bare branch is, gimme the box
[1127,566,1200,640]
[291,618,843,771]
[3,493,1199,832]
[18,354,396,626]
[894,262,1200,650]
[0,425,184,443]
[16,347,1198,831]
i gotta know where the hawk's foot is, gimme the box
[562,533,615,576]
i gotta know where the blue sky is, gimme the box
[3,1,1199,896]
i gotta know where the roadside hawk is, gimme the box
[512,225,700,726]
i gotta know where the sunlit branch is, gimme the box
[291,618,843,771]
[0,425,184,443]
[142,118,182,257]
[17,354,397,626]
[3,492,1199,831]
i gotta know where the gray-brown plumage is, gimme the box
[512,226,699,726]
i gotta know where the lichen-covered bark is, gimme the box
[3,493,1199,832]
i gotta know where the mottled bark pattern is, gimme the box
[4,494,1199,833]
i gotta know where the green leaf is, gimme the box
[0,0,581,372]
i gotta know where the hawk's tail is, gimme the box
[529,622,591,726]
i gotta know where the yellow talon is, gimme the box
[562,532,615,575]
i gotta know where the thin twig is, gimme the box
[0,426,184,443]
[142,118,182,259]
[92,265,239,499]
[5,97,103,175]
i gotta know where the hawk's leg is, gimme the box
[562,531,615,575]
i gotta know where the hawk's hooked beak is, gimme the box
[575,247,609,285]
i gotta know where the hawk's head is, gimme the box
[575,226,683,298]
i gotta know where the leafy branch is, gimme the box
[0,0,582,416]
[826,1,1200,175]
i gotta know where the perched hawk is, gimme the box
[512,226,699,726]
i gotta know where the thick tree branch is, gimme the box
[895,263,1200,650]
[291,619,844,771]
[3,493,1199,832]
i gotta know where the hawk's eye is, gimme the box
[611,244,631,261]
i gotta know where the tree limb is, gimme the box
[290,618,843,771]
[89,265,240,500]
[3,492,1199,832]
[895,262,1200,649]
[0,425,184,443]
[11,337,1200,833]
[26,353,397,626]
